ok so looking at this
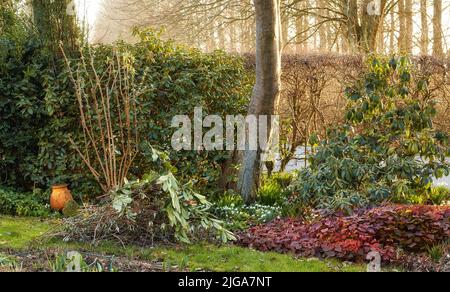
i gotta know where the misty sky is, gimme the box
[76,0,449,52]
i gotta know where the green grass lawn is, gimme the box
[150,245,364,272]
[0,216,55,249]
[0,216,367,272]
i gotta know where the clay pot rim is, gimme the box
[51,184,69,190]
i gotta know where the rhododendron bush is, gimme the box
[290,56,449,213]
[238,205,450,262]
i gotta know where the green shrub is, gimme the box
[429,186,450,205]
[213,191,244,207]
[271,172,294,188]
[258,182,285,206]
[291,56,450,214]
[257,172,293,206]
[130,30,253,194]
[0,26,253,196]
[0,187,51,217]
[405,185,450,205]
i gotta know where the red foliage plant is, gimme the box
[238,205,450,262]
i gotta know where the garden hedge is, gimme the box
[0,28,253,196]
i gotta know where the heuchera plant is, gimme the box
[238,205,450,262]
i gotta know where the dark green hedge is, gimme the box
[0,28,253,197]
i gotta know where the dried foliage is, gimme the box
[50,146,235,246]
[278,54,364,168]
[52,181,233,246]
[401,244,450,272]
[52,186,172,246]
[413,56,450,132]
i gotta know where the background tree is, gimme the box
[90,0,449,57]
[388,6,395,53]
[398,0,407,52]
[433,0,444,58]
[420,0,429,55]
[405,0,413,53]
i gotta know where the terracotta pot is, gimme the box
[50,184,74,211]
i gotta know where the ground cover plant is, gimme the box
[238,205,450,264]
[0,187,51,217]
[213,203,282,231]
[210,173,292,231]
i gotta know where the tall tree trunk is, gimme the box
[302,0,310,51]
[345,0,359,52]
[345,0,386,53]
[248,17,256,52]
[377,18,384,53]
[389,7,395,53]
[432,0,443,58]
[405,0,413,53]
[242,7,254,52]
[359,0,386,52]
[238,0,282,203]
[326,10,334,51]
[318,0,327,51]
[229,20,237,52]
[206,21,216,52]
[218,23,226,49]
[420,0,429,55]
[398,0,407,52]
[282,0,289,51]
[295,3,303,53]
